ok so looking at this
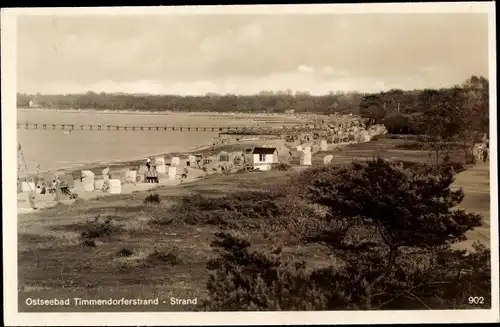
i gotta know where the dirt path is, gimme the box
[451,162,491,249]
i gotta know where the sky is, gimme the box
[16,13,489,95]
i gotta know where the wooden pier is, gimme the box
[16,122,279,133]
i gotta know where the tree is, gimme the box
[305,158,484,309]
[204,159,489,310]
[416,87,466,166]
[458,76,489,162]
[385,89,405,114]
[14,76,486,117]
[359,94,386,126]
[382,114,416,134]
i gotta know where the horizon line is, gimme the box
[17,83,477,98]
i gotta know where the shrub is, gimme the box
[81,239,96,247]
[202,232,326,311]
[81,215,117,240]
[271,163,291,171]
[144,193,161,205]
[154,191,275,228]
[383,114,419,135]
[145,248,182,266]
[117,247,134,257]
[146,204,174,226]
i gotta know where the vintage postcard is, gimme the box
[2,2,499,326]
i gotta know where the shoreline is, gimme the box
[32,143,215,177]
[18,143,219,212]
[18,138,280,212]
[28,137,351,179]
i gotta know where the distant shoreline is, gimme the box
[17,107,316,119]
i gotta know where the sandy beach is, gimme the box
[17,136,291,214]
[16,107,312,214]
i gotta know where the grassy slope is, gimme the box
[17,139,490,311]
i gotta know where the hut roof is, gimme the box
[252,147,277,155]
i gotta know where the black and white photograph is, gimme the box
[2,2,498,326]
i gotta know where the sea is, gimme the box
[16,109,302,173]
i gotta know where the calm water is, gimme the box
[17,110,301,173]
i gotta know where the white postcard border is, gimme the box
[2,2,498,326]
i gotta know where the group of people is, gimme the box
[34,177,71,197]
[145,158,159,183]
[34,179,56,194]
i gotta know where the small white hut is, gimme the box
[251,147,278,171]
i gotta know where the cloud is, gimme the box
[319,66,351,78]
[16,13,489,94]
[297,65,314,74]
[23,67,450,96]
[198,22,264,63]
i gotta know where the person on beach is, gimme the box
[152,165,159,183]
[146,158,151,171]
[482,143,489,163]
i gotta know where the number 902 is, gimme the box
[468,296,485,305]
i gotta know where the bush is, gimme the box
[144,193,161,205]
[81,239,96,247]
[117,247,134,257]
[203,232,326,311]
[145,248,182,266]
[271,163,291,171]
[81,215,117,240]
[155,192,264,227]
[150,183,317,233]
[383,114,419,135]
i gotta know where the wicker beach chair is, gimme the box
[145,168,159,183]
